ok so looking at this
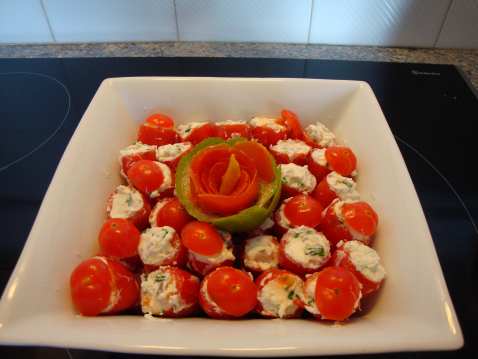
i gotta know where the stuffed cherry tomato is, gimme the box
[255,269,304,318]
[177,122,214,145]
[307,267,362,321]
[312,172,362,209]
[213,120,251,140]
[319,199,378,252]
[106,185,151,231]
[273,195,323,239]
[281,109,302,140]
[127,160,175,201]
[269,139,311,166]
[141,266,200,317]
[250,116,289,148]
[237,235,280,278]
[330,240,386,299]
[138,226,187,273]
[307,148,332,182]
[301,122,337,149]
[182,221,235,277]
[98,218,141,260]
[324,146,357,177]
[156,142,194,173]
[137,123,178,147]
[278,226,331,278]
[149,197,194,234]
[118,142,157,181]
[280,163,317,203]
[199,267,257,319]
[70,254,139,316]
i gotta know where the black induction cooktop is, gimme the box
[0,57,477,359]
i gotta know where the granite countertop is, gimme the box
[1,42,477,91]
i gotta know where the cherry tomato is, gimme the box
[213,122,251,140]
[106,186,151,231]
[314,267,361,321]
[324,146,357,176]
[307,149,332,182]
[98,218,141,259]
[330,241,385,299]
[153,198,195,234]
[127,160,164,193]
[137,123,178,147]
[119,146,157,177]
[342,202,379,236]
[180,123,214,145]
[145,114,174,128]
[70,256,139,316]
[205,267,257,317]
[281,109,302,139]
[283,194,323,228]
[251,126,288,148]
[312,176,339,209]
[181,221,224,256]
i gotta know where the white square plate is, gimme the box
[0,77,463,356]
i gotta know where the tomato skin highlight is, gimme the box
[324,146,357,177]
[98,218,141,259]
[127,160,164,193]
[181,221,224,256]
[205,267,257,317]
[314,267,361,321]
[342,202,378,236]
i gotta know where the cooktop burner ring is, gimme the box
[0,72,71,172]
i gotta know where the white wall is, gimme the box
[1,0,477,49]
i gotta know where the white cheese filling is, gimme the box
[107,185,144,219]
[141,268,189,315]
[303,276,321,315]
[156,142,192,162]
[270,139,311,160]
[280,163,316,193]
[277,198,293,228]
[310,148,328,167]
[250,117,286,133]
[215,119,247,126]
[138,226,177,265]
[326,172,362,202]
[148,162,173,198]
[244,235,279,271]
[304,122,336,148]
[344,241,386,283]
[177,122,209,139]
[258,273,302,318]
[284,226,330,269]
[192,242,235,265]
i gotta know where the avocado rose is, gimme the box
[176,138,281,233]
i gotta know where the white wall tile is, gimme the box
[436,0,478,49]
[0,0,53,43]
[309,0,451,47]
[43,0,177,43]
[176,0,312,43]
